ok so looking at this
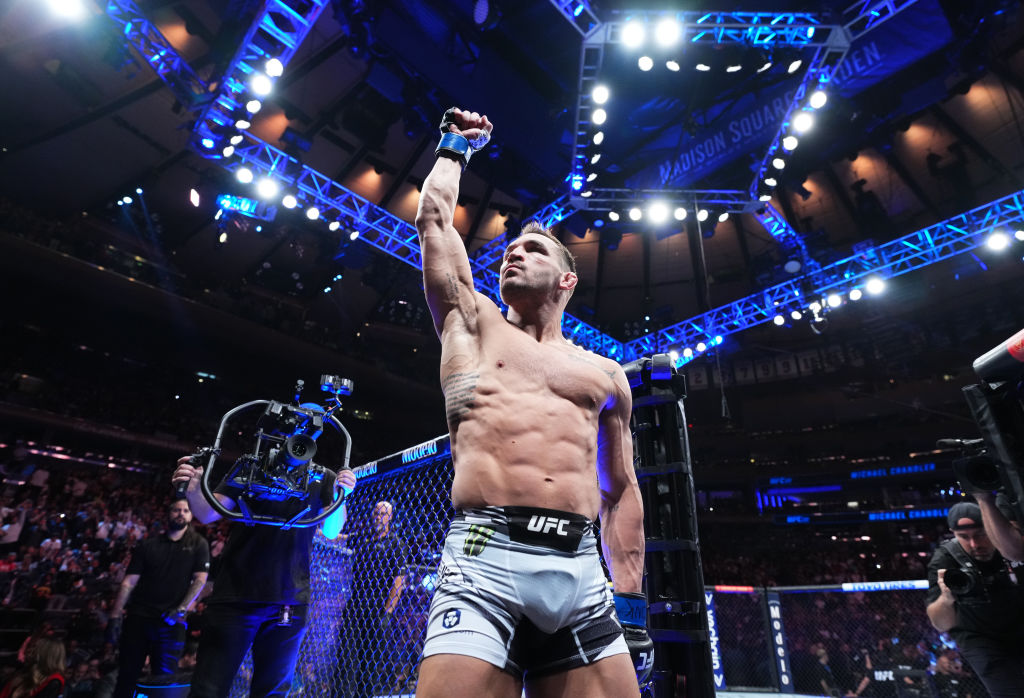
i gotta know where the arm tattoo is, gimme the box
[443,371,480,423]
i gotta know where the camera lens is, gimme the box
[944,567,974,595]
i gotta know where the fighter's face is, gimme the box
[168,501,192,530]
[953,527,995,561]
[372,502,393,532]
[498,233,571,303]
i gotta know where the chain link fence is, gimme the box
[228,439,455,698]
[709,585,990,697]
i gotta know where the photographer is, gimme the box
[171,455,356,698]
[925,502,1024,697]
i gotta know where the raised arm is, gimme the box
[414,108,492,337]
[597,368,645,593]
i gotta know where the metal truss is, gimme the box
[525,194,578,228]
[753,203,819,272]
[547,0,601,37]
[193,0,331,154]
[620,187,1024,361]
[104,0,209,109]
[843,0,921,40]
[570,189,753,213]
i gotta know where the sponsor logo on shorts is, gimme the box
[526,515,571,536]
[442,609,461,629]
[463,524,495,557]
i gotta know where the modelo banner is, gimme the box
[628,0,953,189]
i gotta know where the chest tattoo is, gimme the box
[442,371,480,423]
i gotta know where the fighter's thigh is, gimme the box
[525,653,639,698]
[416,654,523,698]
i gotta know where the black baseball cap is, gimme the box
[948,502,983,530]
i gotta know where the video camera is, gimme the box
[941,328,1024,524]
[192,375,355,529]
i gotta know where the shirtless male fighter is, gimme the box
[413,107,651,698]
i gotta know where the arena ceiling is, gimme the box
[2,0,1024,457]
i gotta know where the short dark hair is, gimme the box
[518,221,577,275]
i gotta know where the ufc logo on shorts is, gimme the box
[527,515,570,536]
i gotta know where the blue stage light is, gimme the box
[201,138,214,149]
[571,175,584,191]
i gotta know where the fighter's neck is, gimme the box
[505,307,566,343]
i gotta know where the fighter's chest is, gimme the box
[482,335,613,408]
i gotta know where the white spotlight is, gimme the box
[349,230,360,241]
[580,191,593,198]
[790,310,802,320]
[251,74,273,96]
[986,231,1011,251]
[592,109,607,125]
[329,221,341,231]
[683,348,693,358]
[849,289,863,301]
[809,301,822,313]
[256,178,279,199]
[718,212,729,223]
[236,167,253,184]
[827,293,842,308]
[1016,229,1024,241]
[772,157,786,170]
[782,135,799,151]
[792,111,814,133]
[726,64,742,73]
[773,315,785,326]
[788,59,803,74]
[764,176,777,187]
[608,211,620,222]
[695,63,711,72]
[673,207,687,221]
[647,202,668,223]
[638,56,654,71]
[189,188,200,207]
[865,277,886,295]
[282,194,298,209]
[122,196,132,205]
[235,118,251,130]
[306,206,320,220]
[221,145,235,158]
[629,207,642,221]
[696,208,709,222]
[759,193,772,202]
[590,153,601,164]
[666,60,680,72]
[230,134,244,145]
[47,0,85,18]
[593,131,604,145]
[218,231,228,244]
[757,61,772,73]
[246,99,262,114]
[265,58,284,78]
[622,20,645,48]
[696,342,707,353]
[586,173,597,183]
[592,85,610,104]
[669,350,679,362]
[809,90,828,109]
[655,18,680,46]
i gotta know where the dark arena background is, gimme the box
[3,0,1024,697]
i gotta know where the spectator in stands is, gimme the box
[111,499,209,698]
[0,636,66,698]
[926,501,1024,697]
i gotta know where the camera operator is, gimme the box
[110,500,210,698]
[972,490,1024,563]
[171,454,357,698]
[925,502,1024,697]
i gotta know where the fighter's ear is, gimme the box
[560,271,578,292]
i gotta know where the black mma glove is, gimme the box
[614,591,654,686]
[436,107,490,168]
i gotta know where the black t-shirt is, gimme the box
[926,541,1024,646]
[126,531,210,618]
[347,530,409,611]
[210,469,336,605]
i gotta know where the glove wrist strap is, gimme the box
[614,591,648,627]
[436,132,473,169]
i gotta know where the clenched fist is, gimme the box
[440,107,493,150]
